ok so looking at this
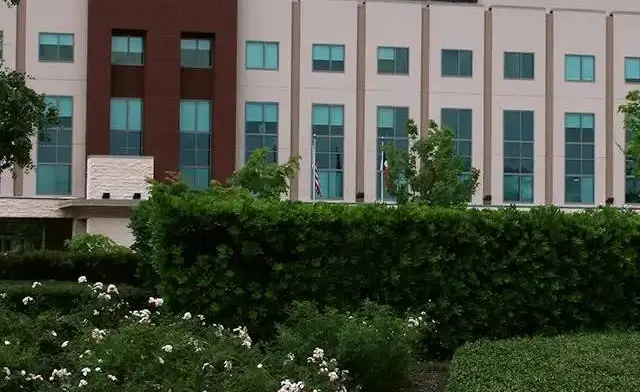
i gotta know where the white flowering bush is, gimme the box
[0,280,352,392]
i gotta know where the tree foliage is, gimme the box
[383,119,479,206]
[618,90,640,177]
[227,147,300,199]
[0,66,57,173]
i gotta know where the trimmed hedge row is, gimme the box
[447,332,640,391]
[143,193,640,353]
[0,250,146,287]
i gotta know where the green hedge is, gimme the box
[447,332,640,391]
[0,250,147,287]
[144,193,640,353]
[0,280,150,313]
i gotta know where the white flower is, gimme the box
[107,374,117,381]
[257,363,263,369]
[92,282,103,291]
[3,367,9,376]
[78,379,88,387]
[49,368,71,380]
[31,282,41,289]
[148,297,164,307]
[91,328,106,343]
[51,331,57,337]
[20,370,25,376]
[407,317,420,328]
[93,309,100,316]
[307,347,324,363]
[22,296,33,305]
[202,362,212,370]
[0,293,6,299]
[223,360,232,371]
[158,357,165,364]
[97,292,111,301]
[161,344,173,353]
[328,371,339,382]
[182,312,192,320]
[81,367,91,376]
[94,367,101,372]
[61,341,69,348]
[286,353,295,362]
[3,340,9,345]
[77,276,87,283]
[232,326,252,348]
[106,284,119,295]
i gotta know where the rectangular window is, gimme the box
[377,47,409,75]
[110,98,143,156]
[565,113,595,204]
[441,108,473,176]
[625,129,640,203]
[0,31,3,60]
[246,41,279,70]
[504,52,534,80]
[38,33,74,62]
[442,49,473,77]
[377,106,409,201]
[111,35,144,65]
[181,38,212,68]
[312,44,345,73]
[312,104,344,200]
[180,100,212,189]
[565,54,595,82]
[625,57,640,83]
[245,102,278,163]
[37,96,72,195]
[503,110,534,203]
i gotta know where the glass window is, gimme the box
[246,41,279,70]
[111,35,144,65]
[180,100,212,189]
[565,54,595,82]
[0,31,3,60]
[625,129,640,203]
[245,102,278,163]
[625,57,640,83]
[503,110,534,203]
[376,47,409,75]
[312,105,344,200]
[312,44,345,73]
[377,106,409,201]
[181,38,212,68]
[504,52,534,80]
[38,33,74,62]
[442,49,473,77]
[110,98,143,156]
[37,96,73,195]
[565,113,595,203]
[441,108,473,175]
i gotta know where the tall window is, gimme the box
[377,106,409,201]
[0,31,4,60]
[504,52,534,80]
[565,54,595,82]
[625,57,640,84]
[377,47,409,75]
[503,110,534,203]
[442,49,472,77]
[245,102,278,163]
[181,38,212,68]
[625,129,640,203]
[312,104,344,200]
[180,100,212,189]
[37,96,72,195]
[110,98,142,156]
[565,113,595,204]
[441,108,472,175]
[312,44,345,73]
[246,41,279,70]
[39,33,74,62]
[111,35,144,65]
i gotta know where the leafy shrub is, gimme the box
[64,234,127,254]
[0,279,354,392]
[274,301,422,392]
[0,250,144,287]
[447,332,640,391]
[144,188,640,355]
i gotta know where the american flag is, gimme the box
[312,135,322,198]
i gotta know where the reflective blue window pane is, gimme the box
[264,43,279,70]
[246,42,264,69]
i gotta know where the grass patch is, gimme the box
[448,332,640,392]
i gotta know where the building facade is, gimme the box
[1,0,640,248]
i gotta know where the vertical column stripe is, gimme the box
[289,0,301,200]
[483,8,493,201]
[605,13,614,201]
[355,2,366,201]
[420,6,429,138]
[545,11,554,204]
[13,0,28,196]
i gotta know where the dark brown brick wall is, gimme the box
[86,0,238,181]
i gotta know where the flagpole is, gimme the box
[380,138,385,203]
[312,133,317,203]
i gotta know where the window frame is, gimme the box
[38,32,74,63]
[244,102,279,164]
[441,49,473,78]
[376,46,409,75]
[312,43,345,73]
[245,40,279,71]
[180,38,212,69]
[564,54,595,82]
[111,35,145,66]
[441,108,473,176]
[564,112,595,204]
[504,52,535,80]
[503,110,535,203]
[109,98,143,156]
[312,104,345,200]
[625,57,640,84]
[36,96,73,196]
[377,106,409,201]
[179,100,212,190]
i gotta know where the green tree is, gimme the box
[619,90,640,176]
[383,119,479,206]
[228,147,300,199]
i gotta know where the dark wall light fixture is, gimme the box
[483,194,492,206]
[101,192,110,199]
[133,193,141,200]
[606,197,614,205]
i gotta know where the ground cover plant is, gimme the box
[447,331,640,392]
